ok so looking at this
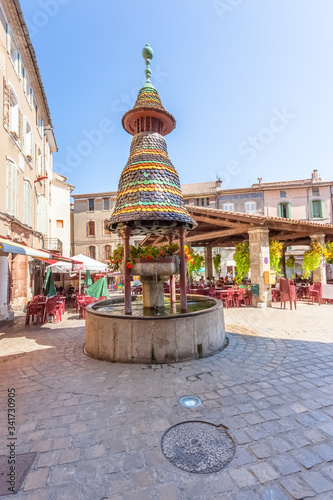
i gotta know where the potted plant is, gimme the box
[108,243,180,277]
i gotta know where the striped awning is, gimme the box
[0,238,82,266]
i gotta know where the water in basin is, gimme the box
[92,296,215,317]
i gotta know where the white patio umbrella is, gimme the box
[46,254,108,293]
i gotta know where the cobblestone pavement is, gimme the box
[1,302,333,499]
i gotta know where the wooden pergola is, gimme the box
[143,205,333,247]
[143,206,333,307]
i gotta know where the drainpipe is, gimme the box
[307,187,311,220]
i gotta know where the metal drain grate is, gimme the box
[161,421,235,474]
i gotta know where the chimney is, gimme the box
[215,177,222,190]
[311,169,318,182]
[257,177,263,185]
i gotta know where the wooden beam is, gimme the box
[269,232,311,241]
[187,207,266,225]
[186,226,252,244]
[154,235,166,245]
[192,215,252,229]
[208,238,224,248]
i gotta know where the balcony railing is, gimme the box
[44,238,63,254]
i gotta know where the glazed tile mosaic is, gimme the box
[107,44,196,235]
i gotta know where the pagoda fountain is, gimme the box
[85,45,226,363]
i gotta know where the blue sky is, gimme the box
[21,0,333,194]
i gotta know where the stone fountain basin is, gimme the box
[85,294,226,364]
[131,257,179,278]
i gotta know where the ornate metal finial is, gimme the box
[142,43,154,82]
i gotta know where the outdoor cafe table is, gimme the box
[295,284,310,299]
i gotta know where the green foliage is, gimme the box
[303,241,324,278]
[213,253,221,276]
[324,241,333,264]
[108,244,124,271]
[108,243,179,272]
[286,255,295,269]
[185,246,204,278]
[234,242,250,284]
[269,240,283,276]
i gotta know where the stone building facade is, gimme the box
[72,171,333,280]
[72,192,144,265]
[0,1,62,319]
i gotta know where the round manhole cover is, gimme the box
[161,421,235,474]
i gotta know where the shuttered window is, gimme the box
[103,220,109,235]
[6,160,18,216]
[89,246,96,259]
[245,202,256,214]
[24,180,32,226]
[24,117,32,158]
[103,198,110,210]
[88,221,95,236]
[310,200,324,219]
[278,202,291,219]
[9,87,19,136]
[105,245,111,259]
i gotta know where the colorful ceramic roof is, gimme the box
[133,82,165,112]
[107,44,196,235]
[106,132,196,234]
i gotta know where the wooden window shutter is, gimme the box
[278,203,282,217]
[7,162,12,213]
[12,167,17,217]
[17,53,22,78]
[19,110,23,149]
[3,77,9,131]
[286,203,291,219]
[320,200,324,218]
[6,24,11,53]
[24,182,28,224]
[31,132,34,158]
[310,201,314,218]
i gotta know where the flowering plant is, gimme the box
[324,241,333,264]
[108,243,179,272]
[213,253,221,275]
[234,242,250,283]
[303,241,324,278]
[184,246,204,278]
[269,240,283,276]
[286,255,295,269]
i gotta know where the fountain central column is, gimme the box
[178,227,187,312]
[122,227,132,315]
